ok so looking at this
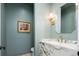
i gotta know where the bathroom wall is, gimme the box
[5,3,34,56]
[35,3,51,55]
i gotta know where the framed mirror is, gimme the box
[56,3,76,33]
[61,3,76,33]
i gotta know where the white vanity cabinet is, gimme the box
[39,39,78,56]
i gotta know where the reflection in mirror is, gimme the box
[61,3,76,33]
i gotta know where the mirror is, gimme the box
[61,3,76,33]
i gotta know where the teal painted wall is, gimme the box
[35,3,51,55]
[5,3,34,56]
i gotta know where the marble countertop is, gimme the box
[40,39,78,51]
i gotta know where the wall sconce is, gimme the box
[48,13,57,25]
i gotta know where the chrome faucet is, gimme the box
[57,35,64,42]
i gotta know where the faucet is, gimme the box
[57,35,64,43]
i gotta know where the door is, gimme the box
[0,3,1,56]
[0,3,6,56]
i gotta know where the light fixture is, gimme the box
[48,13,57,25]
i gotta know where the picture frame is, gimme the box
[17,21,31,32]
